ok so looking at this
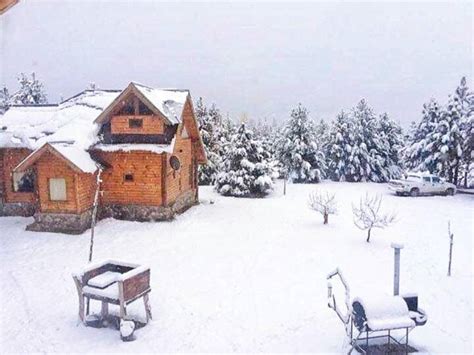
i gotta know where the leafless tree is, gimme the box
[352,193,396,242]
[309,190,337,224]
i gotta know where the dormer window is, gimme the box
[139,101,153,115]
[118,99,134,115]
[129,119,143,128]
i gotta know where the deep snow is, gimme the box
[0,182,472,353]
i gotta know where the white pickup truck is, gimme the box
[389,173,457,197]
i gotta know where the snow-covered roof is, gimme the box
[50,143,99,173]
[15,142,99,174]
[0,90,120,150]
[133,83,188,124]
[93,138,175,155]
[93,82,189,125]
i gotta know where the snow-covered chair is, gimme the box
[72,260,152,325]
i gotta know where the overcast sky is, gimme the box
[0,1,472,126]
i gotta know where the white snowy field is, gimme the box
[0,181,472,353]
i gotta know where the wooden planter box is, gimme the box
[73,260,152,324]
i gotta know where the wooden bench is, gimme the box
[73,260,152,324]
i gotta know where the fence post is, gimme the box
[447,221,454,276]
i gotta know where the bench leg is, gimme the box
[143,293,152,322]
[101,301,109,319]
[86,297,90,317]
[78,296,85,323]
[119,301,127,320]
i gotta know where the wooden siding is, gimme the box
[94,151,163,206]
[165,101,199,204]
[111,115,165,135]
[1,148,36,203]
[35,151,95,213]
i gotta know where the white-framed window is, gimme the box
[12,170,35,192]
[49,178,67,201]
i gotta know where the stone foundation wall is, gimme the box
[13,190,198,234]
[26,209,93,235]
[101,189,197,222]
[0,201,37,217]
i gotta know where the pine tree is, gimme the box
[327,111,359,181]
[352,99,379,181]
[195,99,234,185]
[275,104,326,183]
[327,101,403,182]
[377,113,404,179]
[405,99,442,173]
[10,73,47,105]
[216,123,275,197]
[436,95,463,184]
[0,86,9,114]
[452,77,474,187]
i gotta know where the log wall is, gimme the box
[35,151,95,213]
[0,148,36,203]
[94,150,163,206]
[111,115,165,135]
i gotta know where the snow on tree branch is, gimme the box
[308,190,337,224]
[352,193,396,242]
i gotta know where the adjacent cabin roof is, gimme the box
[94,82,189,125]
[15,142,99,174]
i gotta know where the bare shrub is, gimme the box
[309,190,337,224]
[352,193,396,242]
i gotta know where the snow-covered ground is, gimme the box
[0,182,472,353]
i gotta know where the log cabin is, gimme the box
[0,82,207,233]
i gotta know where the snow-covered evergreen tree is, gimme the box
[352,99,381,181]
[195,98,235,185]
[0,86,9,114]
[453,77,474,187]
[436,94,464,184]
[377,113,404,179]
[327,111,359,181]
[216,123,276,197]
[275,104,326,183]
[404,99,442,174]
[10,73,47,105]
[327,101,403,182]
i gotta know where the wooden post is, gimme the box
[283,172,287,196]
[118,281,127,320]
[73,275,85,323]
[391,243,404,296]
[143,293,152,322]
[89,169,102,263]
[448,221,454,276]
[101,301,109,319]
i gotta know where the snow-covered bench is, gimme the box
[72,260,152,325]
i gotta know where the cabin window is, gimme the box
[129,119,143,128]
[49,178,67,201]
[12,170,35,192]
[138,101,153,115]
[118,99,135,115]
[124,173,134,182]
[423,177,431,183]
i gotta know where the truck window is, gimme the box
[423,177,431,182]
[432,177,440,183]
